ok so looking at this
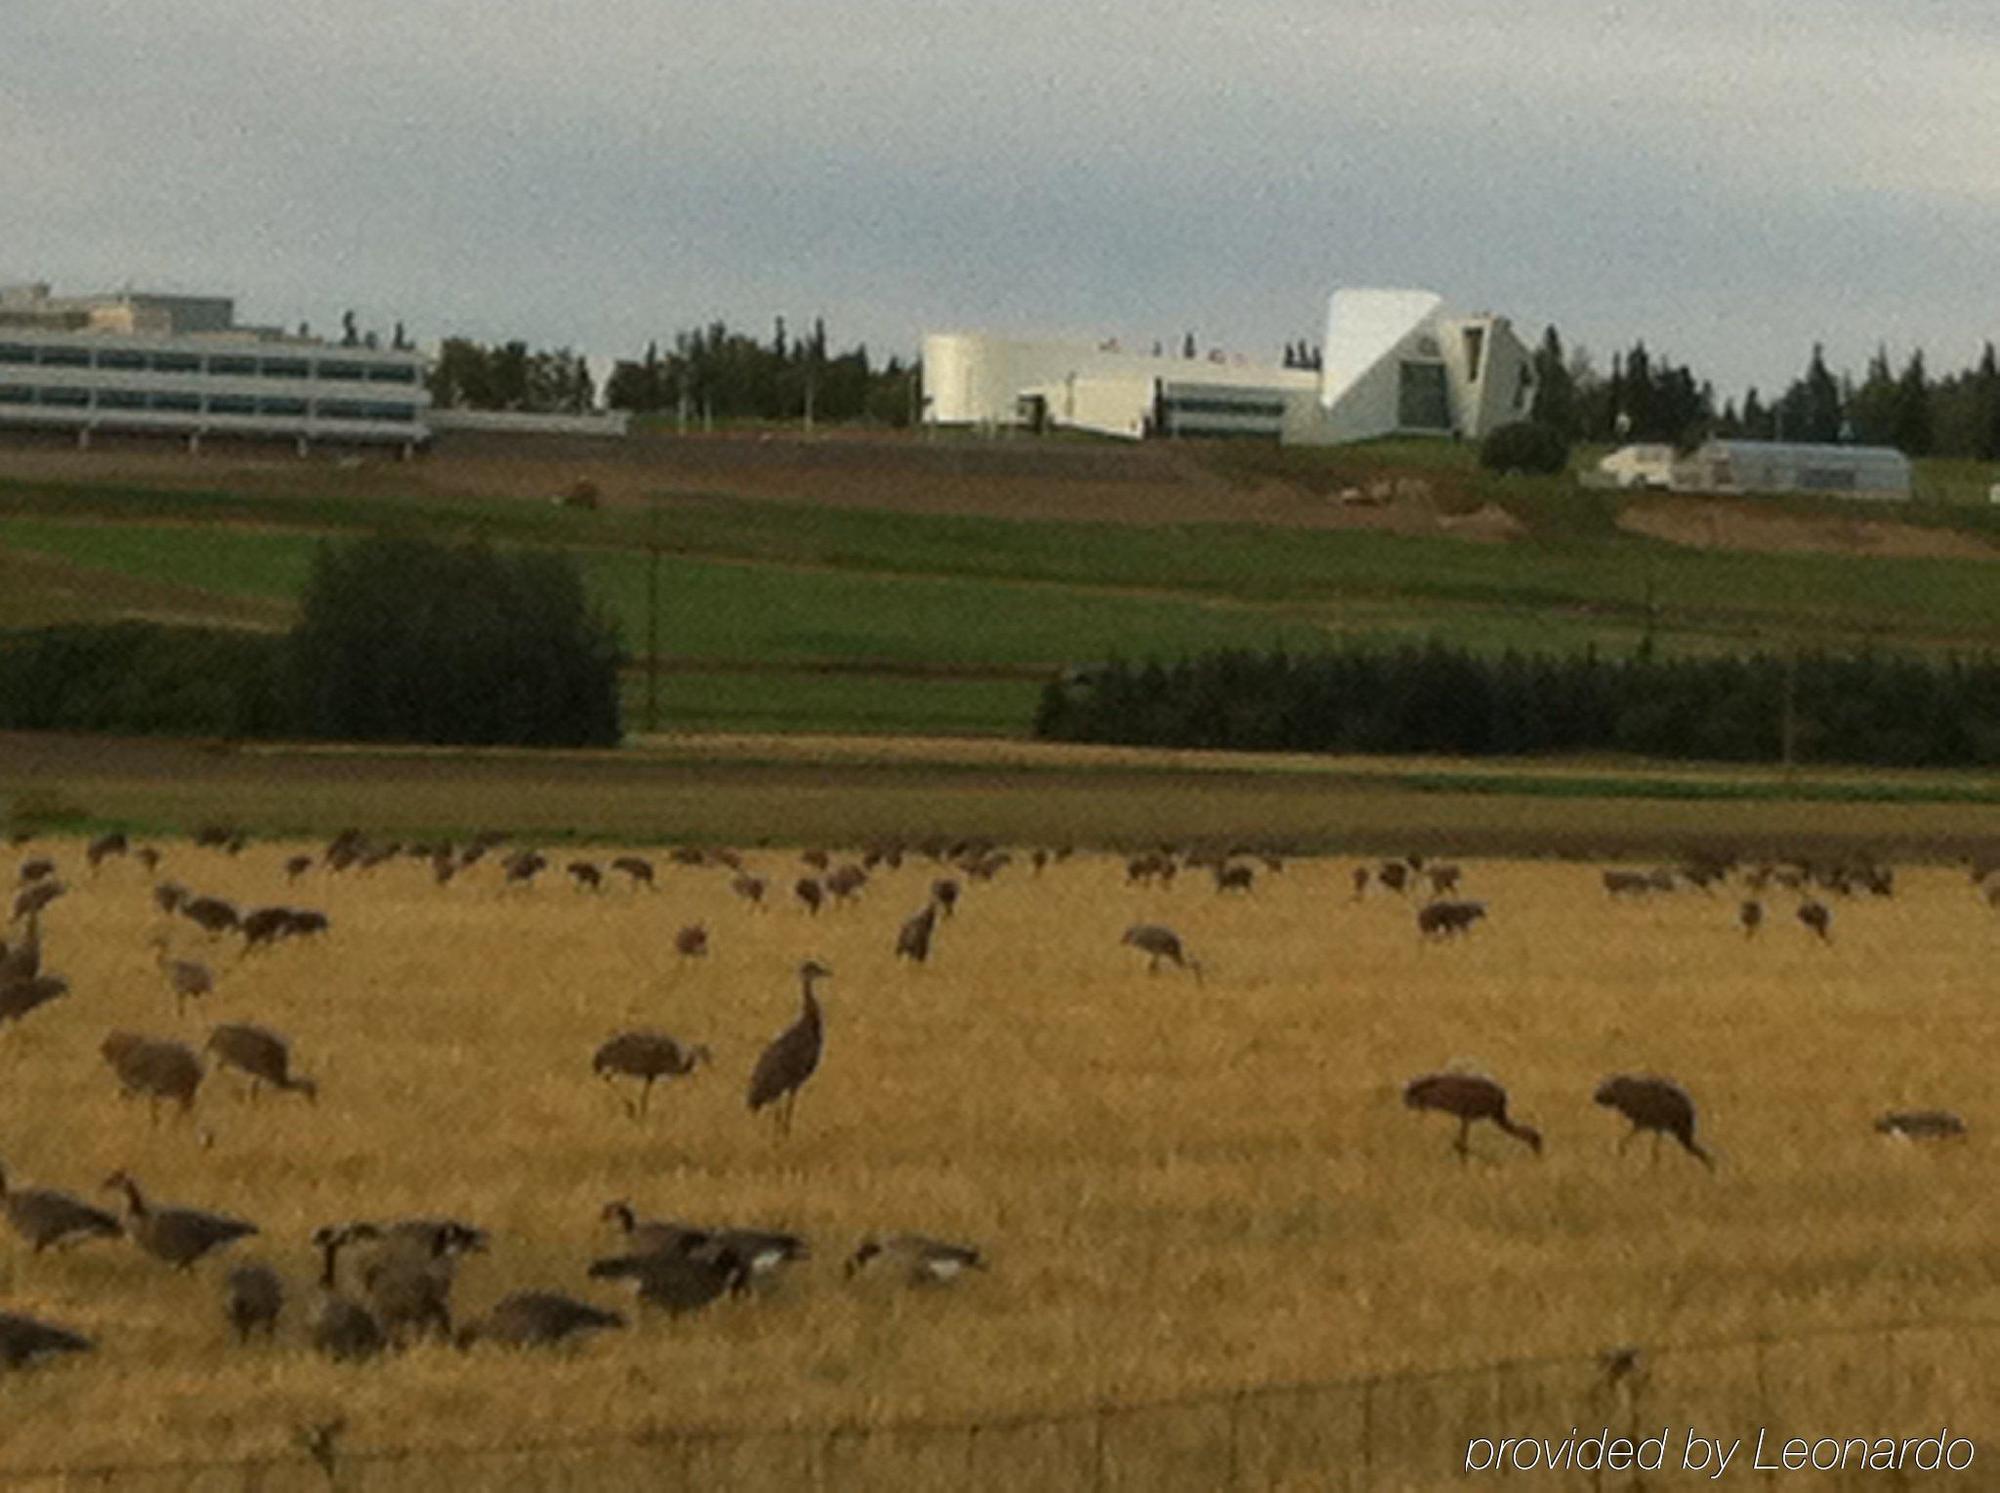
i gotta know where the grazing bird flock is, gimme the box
[0,830,1991,1477]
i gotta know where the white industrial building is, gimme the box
[922,289,1535,446]
[0,283,429,453]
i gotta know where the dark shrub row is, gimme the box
[0,536,623,748]
[1034,644,2000,767]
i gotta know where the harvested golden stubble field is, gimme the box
[0,841,1994,1481]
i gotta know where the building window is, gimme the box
[0,344,34,364]
[151,392,201,412]
[207,354,258,377]
[38,346,91,368]
[257,397,308,417]
[97,348,148,371]
[152,352,201,373]
[0,384,31,404]
[98,389,150,409]
[1396,362,1451,430]
[260,357,310,379]
[208,394,258,415]
[316,361,366,381]
[38,386,91,406]
[365,363,418,384]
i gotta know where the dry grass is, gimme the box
[1,842,1996,1484]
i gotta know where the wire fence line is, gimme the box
[6,1314,1995,1491]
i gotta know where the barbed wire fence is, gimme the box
[6,1315,1993,1491]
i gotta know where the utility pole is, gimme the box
[645,498,662,735]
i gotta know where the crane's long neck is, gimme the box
[117,1178,147,1218]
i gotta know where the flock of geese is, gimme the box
[0,831,1980,1378]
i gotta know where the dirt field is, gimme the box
[1619,495,2000,561]
[0,836,1992,1486]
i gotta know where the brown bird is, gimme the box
[223,1263,284,1342]
[103,1171,257,1269]
[589,1243,748,1315]
[0,910,42,984]
[353,1223,478,1343]
[793,877,823,915]
[11,880,64,922]
[149,932,215,1015]
[1797,900,1832,941]
[599,1201,711,1257]
[1594,1075,1714,1169]
[0,1158,122,1252]
[931,878,960,917]
[1875,1110,1967,1141]
[309,1224,387,1362]
[85,832,129,870]
[611,856,655,889]
[1120,923,1203,982]
[730,873,767,908]
[457,1292,624,1349]
[846,1234,987,1286]
[747,959,830,1137]
[0,973,68,1032]
[1403,1073,1543,1162]
[1738,899,1763,937]
[0,1312,92,1371]
[100,1032,204,1121]
[592,1032,710,1117]
[205,1024,318,1104]
[673,923,709,959]
[894,902,938,964]
[180,895,240,937]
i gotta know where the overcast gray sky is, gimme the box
[6,1,1996,403]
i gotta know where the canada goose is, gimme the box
[589,1245,747,1315]
[599,1201,710,1257]
[354,1224,482,1343]
[845,1234,986,1285]
[103,1171,257,1269]
[0,1158,121,1252]
[457,1292,624,1349]
[309,1224,387,1362]
[0,1311,92,1370]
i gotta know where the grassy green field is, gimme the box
[2,438,1999,740]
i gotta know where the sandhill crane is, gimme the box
[1213,862,1254,894]
[1594,1075,1714,1169]
[503,850,546,887]
[589,1244,748,1315]
[592,1032,710,1117]
[1738,899,1763,938]
[611,855,655,889]
[206,1024,317,1104]
[0,910,42,984]
[794,877,823,915]
[457,1292,624,1349]
[85,832,128,871]
[1427,865,1462,895]
[284,854,315,882]
[1120,924,1203,983]
[0,974,67,1032]
[0,1312,92,1371]
[239,906,295,951]
[825,863,869,904]
[1403,1073,1542,1162]
[134,845,160,874]
[153,881,188,916]
[224,1263,283,1342]
[1875,1110,1967,1141]
[0,1159,122,1252]
[931,878,960,917]
[801,848,830,871]
[1377,862,1409,894]
[1797,900,1832,941]
[16,857,55,885]
[150,932,215,1014]
[181,895,240,937]
[747,959,829,1137]
[10,879,62,922]
[846,1234,986,1285]
[668,846,706,868]
[102,1172,256,1268]
[1416,901,1486,939]
[730,873,767,908]
[895,902,938,964]
[567,860,603,891]
[1351,866,1369,899]
[100,1032,204,1122]
[673,924,708,959]
[285,908,329,939]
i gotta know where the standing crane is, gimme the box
[1594,1074,1714,1169]
[747,959,829,1137]
[1403,1073,1542,1162]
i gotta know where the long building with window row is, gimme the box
[0,284,429,451]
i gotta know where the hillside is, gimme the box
[1,430,1997,738]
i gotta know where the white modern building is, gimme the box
[922,289,1535,446]
[0,283,429,453]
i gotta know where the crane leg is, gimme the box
[1453,1119,1471,1163]
[1617,1124,1638,1156]
[639,1079,652,1119]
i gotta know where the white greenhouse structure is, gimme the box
[1670,441,1912,500]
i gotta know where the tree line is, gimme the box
[426,339,598,414]
[1529,329,2000,457]
[602,318,919,426]
[0,538,622,748]
[1035,644,2000,768]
